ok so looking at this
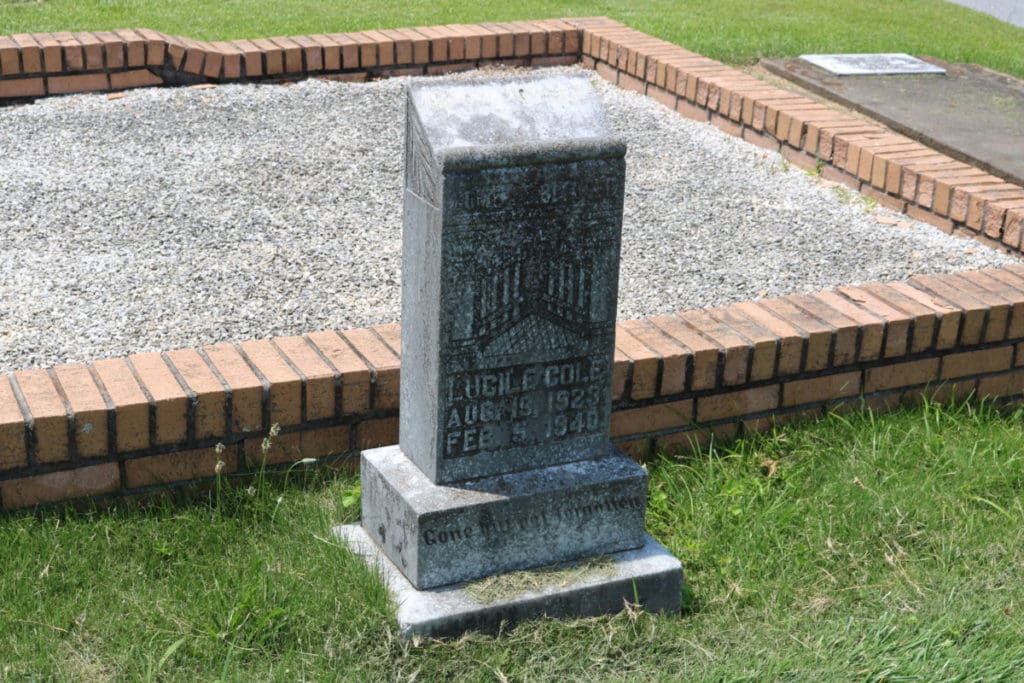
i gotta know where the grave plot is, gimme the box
[0,19,1023,511]
[0,69,1015,371]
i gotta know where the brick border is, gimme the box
[0,21,581,98]
[2,18,1021,250]
[2,18,1023,509]
[3,266,1024,509]
[573,19,1024,251]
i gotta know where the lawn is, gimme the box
[1,401,1022,680]
[0,0,1023,79]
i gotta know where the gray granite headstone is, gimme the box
[799,53,946,76]
[339,73,683,636]
[338,526,683,638]
[400,74,626,484]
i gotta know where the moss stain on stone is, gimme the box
[465,556,616,605]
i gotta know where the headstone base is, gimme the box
[336,524,683,638]
[361,445,649,589]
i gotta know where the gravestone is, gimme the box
[338,73,682,637]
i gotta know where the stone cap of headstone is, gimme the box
[407,73,626,171]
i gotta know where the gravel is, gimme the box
[0,66,1018,371]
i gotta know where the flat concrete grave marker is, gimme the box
[337,73,683,637]
[800,53,946,76]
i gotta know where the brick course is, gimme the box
[52,364,109,458]
[2,265,1015,510]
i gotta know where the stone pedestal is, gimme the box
[342,73,683,636]
[360,444,648,589]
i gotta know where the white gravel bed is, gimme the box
[0,66,1017,371]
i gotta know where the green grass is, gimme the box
[2,3,1022,678]
[2,400,1023,680]
[1,0,1023,79]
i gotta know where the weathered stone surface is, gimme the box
[361,444,648,589]
[409,74,613,151]
[337,524,683,638]
[400,73,627,484]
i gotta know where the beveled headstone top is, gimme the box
[799,53,946,76]
[409,73,615,156]
[400,73,627,484]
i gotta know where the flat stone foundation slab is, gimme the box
[337,524,683,638]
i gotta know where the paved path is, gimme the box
[947,0,1024,28]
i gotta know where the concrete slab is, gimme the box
[762,57,1024,186]
[337,524,683,638]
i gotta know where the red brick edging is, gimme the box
[2,18,1020,249]
[4,263,1024,510]
[0,21,582,98]
[1,18,1023,509]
